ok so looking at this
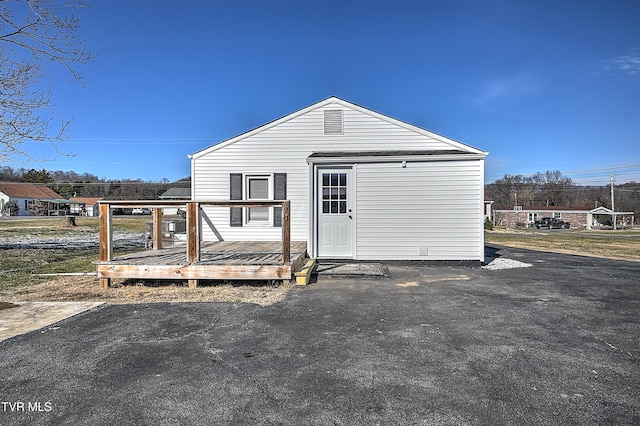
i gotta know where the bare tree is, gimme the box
[0,0,92,162]
[485,174,536,210]
[531,170,576,206]
[487,170,584,209]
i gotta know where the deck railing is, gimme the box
[98,200,291,288]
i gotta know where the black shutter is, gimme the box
[230,173,242,227]
[273,173,287,227]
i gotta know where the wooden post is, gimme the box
[152,207,163,250]
[98,203,112,288]
[187,202,201,288]
[187,202,201,263]
[282,200,290,264]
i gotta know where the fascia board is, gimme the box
[307,153,486,164]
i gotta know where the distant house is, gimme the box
[493,206,635,229]
[68,197,103,217]
[0,182,68,216]
[483,198,494,222]
[159,187,191,200]
[189,97,488,262]
[159,187,191,215]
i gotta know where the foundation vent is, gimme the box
[324,109,343,135]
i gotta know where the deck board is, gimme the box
[98,241,307,281]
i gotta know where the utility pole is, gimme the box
[610,173,616,230]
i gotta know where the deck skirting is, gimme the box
[97,241,307,282]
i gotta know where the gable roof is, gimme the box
[159,187,191,199]
[189,96,487,160]
[590,207,613,214]
[0,182,62,199]
[590,206,634,215]
[526,206,592,211]
[69,197,103,205]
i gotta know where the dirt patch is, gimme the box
[2,276,293,306]
[0,302,19,311]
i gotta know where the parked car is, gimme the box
[132,208,151,215]
[534,217,570,229]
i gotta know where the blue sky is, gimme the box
[8,0,640,185]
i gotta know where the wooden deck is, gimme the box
[97,241,307,283]
[96,200,306,288]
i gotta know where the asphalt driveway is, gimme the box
[1,245,639,425]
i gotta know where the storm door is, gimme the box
[317,168,353,258]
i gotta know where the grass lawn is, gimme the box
[0,216,290,305]
[2,217,638,304]
[0,216,147,292]
[485,228,640,262]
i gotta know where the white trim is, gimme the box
[352,163,359,260]
[479,158,485,262]
[308,163,316,257]
[314,165,356,259]
[307,152,486,164]
[190,160,196,201]
[244,174,273,225]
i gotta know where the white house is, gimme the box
[68,197,102,216]
[494,206,635,229]
[159,187,191,216]
[0,182,66,216]
[189,97,488,262]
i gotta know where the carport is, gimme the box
[588,207,635,229]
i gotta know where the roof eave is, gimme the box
[307,152,486,164]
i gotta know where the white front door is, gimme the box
[317,168,353,258]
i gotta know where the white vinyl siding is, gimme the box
[324,109,343,135]
[355,161,483,260]
[193,101,465,242]
[191,98,486,260]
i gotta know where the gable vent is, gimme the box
[324,109,343,135]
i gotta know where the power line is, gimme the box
[43,181,190,186]
[560,164,640,175]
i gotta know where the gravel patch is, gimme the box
[482,256,533,270]
[0,231,145,251]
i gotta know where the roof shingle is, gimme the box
[0,182,62,199]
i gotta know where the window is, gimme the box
[528,213,538,223]
[246,176,271,223]
[553,212,562,219]
[229,173,287,227]
[321,172,347,214]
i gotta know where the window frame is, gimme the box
[320,171,349,215]
[244,174,273,225]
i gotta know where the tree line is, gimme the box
[485,170,640,222]
[0,166,189,200]
[2,166,638,222]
